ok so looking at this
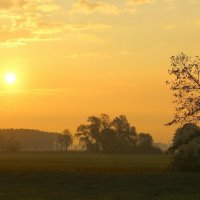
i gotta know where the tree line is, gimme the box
[0,115,162,154]
[2,52,200,171]
[76,114,162,154]
[0,129,73,152]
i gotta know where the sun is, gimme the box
[5,73,16,84]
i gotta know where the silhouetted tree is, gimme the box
[137,133,153,146]
[137,133,162,154]
[76,114,111,152]
[76,114,162,154]
[166,53,200,125]
[57,129,73,152]
[111,115,137,153]
[166,53,200,170]
[168,123,200,171]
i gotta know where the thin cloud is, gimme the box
[65,23,111,31]
[65,52,110,59]
[70,0,137,15]
[127,0,155,5]
[0,1,62,47]
[0,0,27,10]
[0,0,110,47]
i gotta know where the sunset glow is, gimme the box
[0,0,200,143]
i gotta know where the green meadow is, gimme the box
[0,152,200,200]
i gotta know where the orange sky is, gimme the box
[0,0,200,143]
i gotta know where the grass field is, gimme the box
[0,152,170,173]
[0,152,199,200]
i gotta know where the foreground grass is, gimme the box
[0,152,170,173]
[0,152,199,200]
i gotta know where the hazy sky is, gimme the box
[0,0,200,143]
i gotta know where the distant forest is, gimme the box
[0,114,166,154]
[0,129,60,152]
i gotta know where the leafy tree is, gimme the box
[76,114,161,154]
[100,128,116,153]
[137,133,153,146]
[168,123,200,171]
[111,115,137,153]
[166,53,200,170]
[76,114,112,152]
[137,133,162,154]
[57,129,73,152]
[166,53,200,125]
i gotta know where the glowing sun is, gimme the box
[5,73,16,84]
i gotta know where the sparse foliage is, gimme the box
[166,53,200,125]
